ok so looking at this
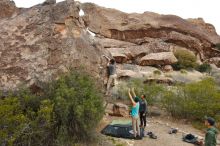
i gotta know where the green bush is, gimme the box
[172,50,198,70]
[161,78,220,122]
[46,71,104,144]
[0,71,104,146]
[180,69,188,74]
[196,63,212,73]
[153,70,162,75]
[0,96,28,146]
[0,91,54,146]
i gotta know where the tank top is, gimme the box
[131,102,139,118]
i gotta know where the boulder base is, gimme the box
[105,102,129,117]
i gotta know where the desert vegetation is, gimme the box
[196,63,212,73]
[117,77,220,128]
[172,49,198,70]
[0,71,104,146]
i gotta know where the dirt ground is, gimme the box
[99,116,220,146]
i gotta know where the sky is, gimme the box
[14,0,220,34]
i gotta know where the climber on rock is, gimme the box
[103,55,117,95]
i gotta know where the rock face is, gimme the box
[0,0,17,19]
[0,0,108,90]
[82,3,220,63]
[139,52,177,66]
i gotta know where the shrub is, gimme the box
[0,91,54,146]
[153,70,162,75]
[180,69,188,74]
[46,71,104,144]
[172,50,198,70]
[196,63,211,73]
[0,96,28,146]
[161,78,220,122]
[0,71,104,146]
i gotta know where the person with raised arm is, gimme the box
[128,88,141,139]
[131,88,148,128]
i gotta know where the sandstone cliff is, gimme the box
[82,3,220,63]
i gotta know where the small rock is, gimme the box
[163,65,173,72]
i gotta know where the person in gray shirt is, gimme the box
[106,58,117,95]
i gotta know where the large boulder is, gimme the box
[0,1,107,90]
[139,52,177,66]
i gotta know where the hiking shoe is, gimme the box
[147,132,157,139]
[147,132,153,135]
[149,133,157,139]
[169,128,178,134]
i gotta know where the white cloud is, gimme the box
[13,0,220,34]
